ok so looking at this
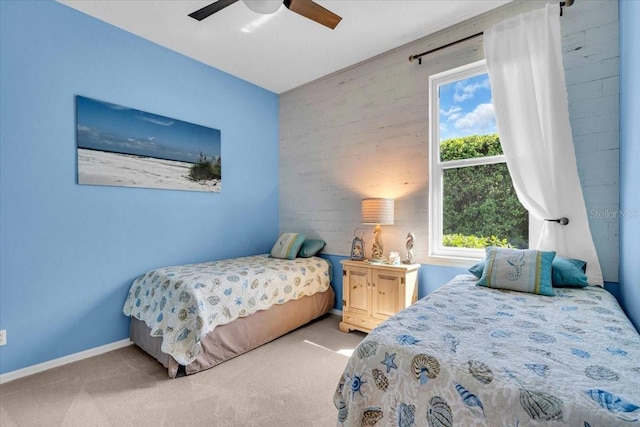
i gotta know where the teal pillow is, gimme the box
[270,233,305,260]
[552,256,588,288]
[477,247,556,296]
[468,261,485,278]
[297,239,326,258]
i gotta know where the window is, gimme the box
[429,60,528,261]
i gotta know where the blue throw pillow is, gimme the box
[477,247,556,296]
[551,256,588,287]
[270,233,306,260]
[468,261,485,278]
[297,239,326,258]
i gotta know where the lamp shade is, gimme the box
[361,198,394,225]
[242,0,282,14]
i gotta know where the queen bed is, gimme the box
[334,270,640,426]
[123,240,334,378]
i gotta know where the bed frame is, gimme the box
[130,287,335,377]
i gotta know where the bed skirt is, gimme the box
[130,287,335,377]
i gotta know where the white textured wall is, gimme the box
[562,1,619,281]
[280,0,619,281]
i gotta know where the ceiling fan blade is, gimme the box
[189,0,240,21]
[284,0,342,29]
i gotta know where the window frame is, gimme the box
[428,59,513,262]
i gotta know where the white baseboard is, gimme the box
[0,339,133,384]
[329,308,342,316]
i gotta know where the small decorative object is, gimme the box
[403,232,415,264]
[361,198,395,261]
[351,229,365,261]
[388,252,401,265]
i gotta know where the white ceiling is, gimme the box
[58,0,511,94]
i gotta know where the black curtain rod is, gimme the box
[409,32,482,64]
[409,0,574,65]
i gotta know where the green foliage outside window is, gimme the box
[440,133,504,161]
[440,134,528,249]
[442,234,512,249]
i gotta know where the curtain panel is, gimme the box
[483,3,603,285]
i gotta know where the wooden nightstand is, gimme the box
[339,260,419,333]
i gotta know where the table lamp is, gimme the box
[361,198,394,261]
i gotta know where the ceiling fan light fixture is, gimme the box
[242,0,282,14]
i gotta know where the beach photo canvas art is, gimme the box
[76,96,221,192]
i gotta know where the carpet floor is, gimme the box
[0,313,365,427]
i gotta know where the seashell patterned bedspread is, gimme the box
[334,274,640,426]
[123,254,331,366]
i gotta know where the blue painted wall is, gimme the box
[619,0,640,331]
[0,1,279,374]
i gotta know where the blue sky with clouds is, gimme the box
[76,96,221,164]
[438,73,497,141]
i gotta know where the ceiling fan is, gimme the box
[188,0,342,29]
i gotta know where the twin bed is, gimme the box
[334,274,640,426]
[123,252,334,377]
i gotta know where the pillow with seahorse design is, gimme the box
[269,233,306,260]
[477,247,556,296]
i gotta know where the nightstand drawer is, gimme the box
[342,313,374,330]
[356,316,373,329]
[343,312,357,325]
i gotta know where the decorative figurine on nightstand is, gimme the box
[371,226,384,260]
[403,232,415,264]
[351,229,365,261]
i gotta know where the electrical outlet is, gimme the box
[0,329,6,346]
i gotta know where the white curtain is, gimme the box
[483,3,603,285]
